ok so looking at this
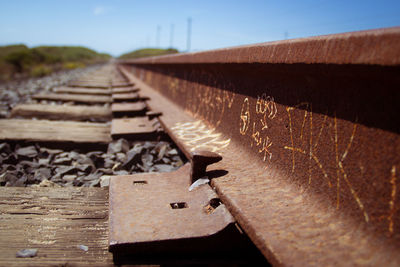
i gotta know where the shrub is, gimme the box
[30,65,52,77]
[5,50,34,72]
[63,62,86,70]
[0,44,111,81]
[119,48,179,59]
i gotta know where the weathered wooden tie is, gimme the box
[111,117,158,139]
[0,119,111,143]
[11,104,112,121]
[0,187,113,266]
[53,86,111,95]
[33,93,111,104]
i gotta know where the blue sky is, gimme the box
[0,0,399,56]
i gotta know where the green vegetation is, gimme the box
[63,62,86,70]
[30,65,52,77]
[0,44,29,80]
[0,44,111,81]
[119,48,178,60]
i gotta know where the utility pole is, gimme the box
[187,17,192,52]
[170,24,174,48]
[156,25,161,47]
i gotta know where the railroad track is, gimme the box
[0,27,399,266]
[0,64,187,265]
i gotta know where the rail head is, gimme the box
[121,27,400,66]
[117,27,400,266]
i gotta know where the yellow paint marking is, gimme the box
[336,122,357,210]
[334,116,340,210]
[284,146,332,187]
[286,107,295,173]
[314,114,327,149]
[300,111,307,142]
[388,165,397,234]
[258,136,273,162]
[309,105,313,185]
[239,98,250,135]
[341,123,357,162]
[338,161,369,223]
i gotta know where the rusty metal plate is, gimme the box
[109,163,234,247]
[118,26,400,266]
[111,117,158,139]
[112,92,139,102]
[111,82,134,88]
[112,87,139,94]
[108,163,270,264]
[111,102,147,113]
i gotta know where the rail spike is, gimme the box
[190,150,223,182]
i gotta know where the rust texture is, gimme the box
[128,27,400,66]
[111,102,147,113]
[119,28,400,266]
[109,163,266,264]
[112,92,139,102]
[109,164,234,245]
[112,87,139,94]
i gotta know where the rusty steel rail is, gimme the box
[117,27,400,266]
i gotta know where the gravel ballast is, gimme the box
[0,65,186,187]
[0,139,185,187]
